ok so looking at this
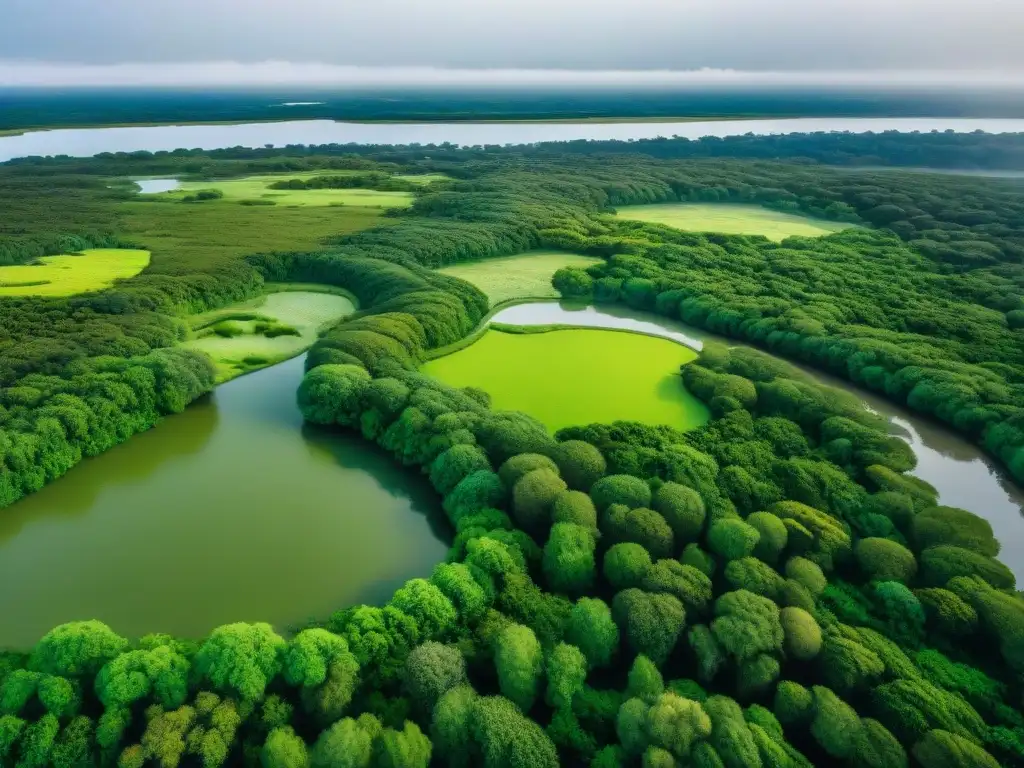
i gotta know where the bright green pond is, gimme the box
[0,356,448,649]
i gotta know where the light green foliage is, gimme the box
[604,543,653,591]
[591,475,653,513]
[373,721,432,768]
[919,546,1015,590]
[498,454,559,489]
[855,538,918,583]
[297,364,371,426]
[133,704,196,768]
[430,445,492,496]
[494,624,543,712]
[707,519,760,561]
[552,491,599,532]
[769,501,851,570]
[0,715,25,762]
[747,512,788,565]
[50,715,95,768]
[404,643,466,715]
[310,714,382,768]
[911,507,998,557]
[688,624,725,684]
[810,686,863,759]
[553,440,607,491]
[642,560,713,615]
[431,562,490,622]
[711,590,783,663]
[723,557,784,600]
[604,506,675,560]
[566,598,620,669]
[912,730,1000,768]
[913,649,1005,719]
[546,644,588,710]
[431,685,478,768]
[96,645,190,710]
[390,579,457,641]
[29,621,128,678]
[543,523,597,595]
[626,655,664,703]
[651,482,706,543]
[692,741,726,768]
[647,693,713,758]
[471,695,559,768]
[512,468,567,531]
[423,329,708,432]
[681,544,717,578]
[0,670,38,716]
[873,679,987,745]
[777,579,816,612]
[854,719,908,768]
[0,248,150,297]
[704,695,761,768]
[613,589,687,665]
[194,622,285,702]
[774,681,814,726]
[780,607,822,661]
[261,726,309,768]
[643,745,676,768]
[37,675,80,718]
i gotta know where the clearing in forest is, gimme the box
[437,251,602,306]
[184,289,356,381]
[615,203,855,241]
[423,327,710,432]
[0,248,150,297]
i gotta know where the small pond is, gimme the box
[135,178,180,194]
[0,355,448,648]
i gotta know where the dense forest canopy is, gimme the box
[0,131,1023,766]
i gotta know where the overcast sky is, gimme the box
[2,0,1023,85]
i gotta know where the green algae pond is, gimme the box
[0,355,449,648]
[423,324,711,432]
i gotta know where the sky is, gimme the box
[1,0,1023,86]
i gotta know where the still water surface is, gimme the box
[4,117,1024,162]
[493,301,1024,580]
[0,356,448,648]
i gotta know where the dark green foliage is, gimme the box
[681,544,718,578]
[911,507,999,557]
[552,490,599,532]
[914,588,978,636]
[774,681,814,726]
[298,364,372,427]
[498,454,558,489]
[430,445,492,496]
[873,679,987,745]
[613,590,687,665]
[810,686,862,759]
[746,512,788,565]
[643,560,713,616]
[855,538,918,583]
[603,543,653,591]
[919,546,1015,589]
[604,506,675,560]
[912,730,1000,768]
[853,718,908,768]
[404,642,466,716]
[552,440,607,491]
[512,468,567,532]
[724,557,784,600]
[711,590,783,663]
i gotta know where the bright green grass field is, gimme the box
[437,251,603,306]
[615,203,855,241]
[184,290,356,381]
[423,328,710,432]
[0,249,150,297]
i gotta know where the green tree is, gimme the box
[404,643,466,715]
[651,482,706,543]
[566,598,620,669]
[613,589,686,665]
[855,538,918,583]
[373,721,432,768]
[546,644,588,709]
[194,622,285,702]
[262,727,309,768]
[512,468,567,532]
[707,519,760,561]
[552,440,606,491]
[543,523,597,595]
[310,714,382,768]
[494,624,543,713]
[29,621,128,678]
[590,475,652,513]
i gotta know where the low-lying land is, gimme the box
[422,326,710,431]
[150,175,414,208]
[614,203,856,241]
[437,251,603,306]
[185,289,356,380]
[0,248,150,296]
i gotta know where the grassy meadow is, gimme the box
[0,248,150,297]
[422,327,710,432]
[615,203,855,241]
[184,290,356,381]
[437,251,602,306]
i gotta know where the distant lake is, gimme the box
[4,117,1024,162]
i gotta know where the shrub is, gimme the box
[747,512,788,565]
[919,546,1015,590]
[710,590,783,663]
[552,440,606,490]
[551,491,598,532]
[914,588,978,636]
[494,624,543,712]
[591,475,652,513]
[774,681,814,726]
[642,560,713,616]
[780,607,822,661]
[430,444,491,496]
[911,506,998,557]
[912,729,1000,768]
[723,557,784,600]
[212,320,245,337]
[612,589,687,665]
[855,538,918,583]
[810,686,862,759]
[498,453,558,488]
[680,544,717,578]
[651,482,706,543]
[512,468,567,532]
[604,543,653,591]
[604,506,674,560]
[543,523,597,596]
[566,598,620,669]
[706,519,760,561]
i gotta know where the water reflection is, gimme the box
[494,300,1024,578]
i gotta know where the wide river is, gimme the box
[0,356,449,648]
[4,117,1024,162]
[492,302,1024,580]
